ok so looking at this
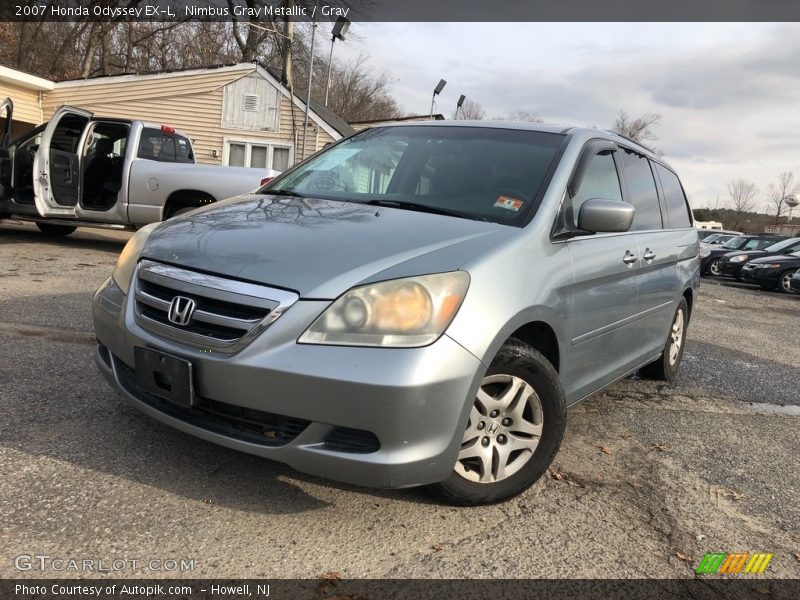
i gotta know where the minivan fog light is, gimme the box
[299,272,469,348]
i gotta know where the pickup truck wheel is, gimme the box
[640,298,688,381]
[168,207,198,219]
[427,339,566,506]
[36,223,77,236]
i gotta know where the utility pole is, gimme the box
[302,4,318,160]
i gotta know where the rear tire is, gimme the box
[36,223,77,236]
[641,298,689,381]
[427,339,566,506]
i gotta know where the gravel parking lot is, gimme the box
[1,222,798,580]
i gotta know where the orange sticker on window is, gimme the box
[495,195,524,212]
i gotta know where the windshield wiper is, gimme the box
[365,199,488,222]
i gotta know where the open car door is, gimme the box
[0,97,13,203]
[32,105,92,217]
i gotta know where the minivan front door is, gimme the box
[557,146,643,402]
[33,106,92,218]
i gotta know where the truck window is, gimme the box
[138,128,193,163]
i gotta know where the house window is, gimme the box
[225,140,293,170]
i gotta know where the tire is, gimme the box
[427,339,566,506]
[640,297,689,381]
[706,259,722,277]
[36,223,77,236]
[777,269,797,294]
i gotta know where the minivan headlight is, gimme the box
[112,223,159,295]
[299,272,470,348]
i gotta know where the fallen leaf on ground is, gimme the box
[794,553,800,562]
[675,551,693,563]
[431,544,443,552]
[320,571,342,580]
[651,443,670,452]
[549,466,564,481]
[600,446,613,455]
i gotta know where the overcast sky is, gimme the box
[333,22,800,212]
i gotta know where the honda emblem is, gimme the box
[167,296,196,326]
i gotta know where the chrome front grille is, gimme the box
[134,260,298,352]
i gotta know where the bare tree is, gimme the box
[491,110,542,123]
[767,172,800,224]
[454,98,485,120]
[611,110,662,144]
[727,179,758,229]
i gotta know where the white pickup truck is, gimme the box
[0,99,279,235]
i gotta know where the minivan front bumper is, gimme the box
[92,277,485,489]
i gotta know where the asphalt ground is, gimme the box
[1,222,798,580]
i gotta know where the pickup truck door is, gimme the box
[33,106,93,218]
[0,97,13,204]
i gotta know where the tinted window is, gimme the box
[618,149,662,230]
[138,128,193,163]
[722,237,748,250]
[655,163,692,228]
[268,126,565,227]
[568,152,622,228]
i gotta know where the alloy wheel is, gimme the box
[708,260,722,276]
[669,308,685,366]
[455,374,544,484]
[781,270,796,293]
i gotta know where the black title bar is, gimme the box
[2,0,800,22]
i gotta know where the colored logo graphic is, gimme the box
[695,552,773,574]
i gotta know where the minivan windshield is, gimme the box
[264,126,566,226]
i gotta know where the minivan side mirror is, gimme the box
[577,198,635,233]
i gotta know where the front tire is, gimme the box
[641,298,689,381]
[428,339,566,506]
[706,259,722,277]
[777,269,797,294]
[36,223,77,236]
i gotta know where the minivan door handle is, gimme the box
[622,251,638,265]
[643,248,657,261]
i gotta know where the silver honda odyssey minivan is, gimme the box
[93,122,699,505]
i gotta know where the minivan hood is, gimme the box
[141,195,510,298]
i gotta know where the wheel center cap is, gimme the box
[485,420,502,437]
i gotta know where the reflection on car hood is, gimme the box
[748,253,800,265]
[141,195,510,298]
[723,250,766,259]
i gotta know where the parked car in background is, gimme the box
[718,237,800,279]
[700,234,786,276]
[740,250,800,293]
[790,269,800,294]
[0,100,279,236]
[93,122,700,505]
[699,231,742,247]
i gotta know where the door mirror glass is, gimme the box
[577,198,635,233]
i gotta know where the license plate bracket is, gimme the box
[134,347,195,408]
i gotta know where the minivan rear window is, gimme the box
[618,149,662,231]
[655,163,692,228]
[265,126,566,226]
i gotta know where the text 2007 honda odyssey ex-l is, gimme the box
[93,123,699,504]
